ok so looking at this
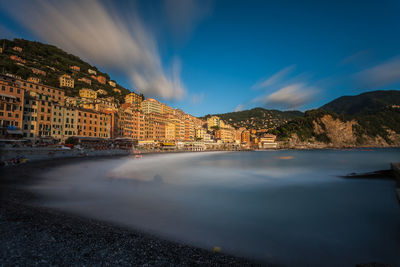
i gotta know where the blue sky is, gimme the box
[1,0,400,116]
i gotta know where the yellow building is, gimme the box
[108,80,116,87]
[27,77,40,84]
[59,74,74,88]
[96,89,107,95]
[207,116,220,130]
[79,88,98,99]
[165,122,176,141]
[125,92,143,110]
[195,127,206,140]
[141,98,162,114]
[161,103,173,115]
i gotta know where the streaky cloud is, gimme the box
[1,0,186,100]
[355,56,400,89]
[252,83,318,110]
[252,65,295,90]
[234,104,245,112]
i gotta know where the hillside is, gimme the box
[201,108,304,130]
[0,38,140,103]
[320,90,400,115]
[271,97,400,148]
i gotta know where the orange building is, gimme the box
[125,92,144,110]
[76,108,111,138]
[118,104,134,138]
[70,65,80,72]
[31,68,46,76]
[144,112,166,141]
[10,55,26,64]
[241,130,251,145]
[133,109,145,140]
[17,79,65,103]
[103,110,119,139]
[97,75,106,84]
[0,76,24,138]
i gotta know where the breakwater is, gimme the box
[0,147,131,165]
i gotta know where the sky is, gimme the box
[1,0,400,116]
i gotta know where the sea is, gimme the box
[30,149,400,266]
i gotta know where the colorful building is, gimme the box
[59,74,74,88]
[0,76,24,138]
[79,88,97,99]
[125,92,143,110]
[141,98,162,114]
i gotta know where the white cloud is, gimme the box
[252,65,295,89]
[234,104,245,112]
[1,0,186,100]
[355,56,400,89]
[252,83,318,109]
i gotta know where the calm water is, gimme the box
[31,149,400,266]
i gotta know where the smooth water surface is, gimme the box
[30,149,400,266]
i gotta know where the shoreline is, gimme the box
[0,155,269,266]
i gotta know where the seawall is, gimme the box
[0,147,131,164]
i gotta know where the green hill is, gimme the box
[320,90,400,115]
[0,38,141,103]
[272,91,400,147]
[201,108,304,130]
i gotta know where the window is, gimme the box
[31,125,34,130]
[9,87,13,92]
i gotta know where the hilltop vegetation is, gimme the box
[320,90,400,115]
[270,91,400,147]
[0,38,139,103]
[201,108,303,130]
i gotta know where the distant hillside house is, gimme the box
[96,89,107,95]
[10,55,26,64]
[13,46,23,52]
[31,67,46,76]
[59,74,74,88]
[113,88,121,93]
[0,47,3,53]
[70,65,80,72]
[97,75,106,84]
[78,77,91,85]
[108,80,116,87]
[46,65,56,71]
[27,77,41,84]
[90,75,97,80]
[79,88,97,99]
[88,69,97,75]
